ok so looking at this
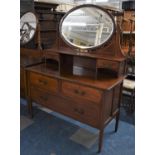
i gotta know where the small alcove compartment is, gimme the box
[73,56,96,78]
[59,54,74,75]
[60,54,97,78]
[59,54,122,79]
[45,58,59,71]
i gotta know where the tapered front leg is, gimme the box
[98,128,104,153]
[115,112,120,132]
[28,99,33,118]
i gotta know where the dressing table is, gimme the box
[25,4,127,153]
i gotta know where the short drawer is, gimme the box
[31,87,99,128]
[61,81,102,104]
[29,72,58,93]
[97,59,119,71]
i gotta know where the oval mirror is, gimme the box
[60,4,115,50]
[20,12,37,45]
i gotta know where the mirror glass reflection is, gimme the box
[20,12,37,45]
[61,6,115,49]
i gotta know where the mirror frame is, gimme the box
[20,11,38,45]
[59,4,116,51]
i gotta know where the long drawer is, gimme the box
[29,72,58,93]
[31,87,100,128]
[61,81,102,104]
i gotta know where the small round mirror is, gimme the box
[60,5,115,50]
[20,12,37,45]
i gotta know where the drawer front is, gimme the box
[97,59,119,71]
[68,100,99,128]
[31,87,99,128]
[61,81,102,104]
[30,72,58,93]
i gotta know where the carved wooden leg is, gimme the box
[98,128,104,153]
[115,112,120,132]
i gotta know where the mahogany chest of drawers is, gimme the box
[26,63,123,152]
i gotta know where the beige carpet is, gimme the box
[70,128,98,149]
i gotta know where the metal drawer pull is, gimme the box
[80,91,85,96]
[74,89,86,96]
[74,89,79,94]
[74,108,84,115]
[38,79,48,85]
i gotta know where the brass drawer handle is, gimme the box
[74,89,79,94]
[74,89,86,96]
[80,91,85,96]
[74,108,84,115]
[40,95,48,101]
[38,79,48,85]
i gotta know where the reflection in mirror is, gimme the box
[20,12,37,45]
[61,6,115,50]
